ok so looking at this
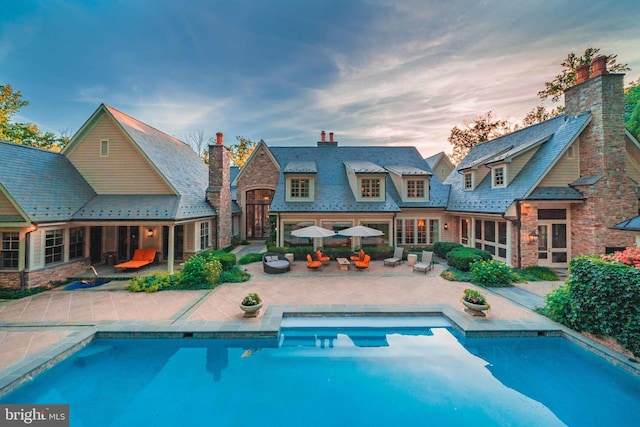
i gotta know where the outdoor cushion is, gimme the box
[115,248,156,272]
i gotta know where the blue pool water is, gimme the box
[2,318,640,426]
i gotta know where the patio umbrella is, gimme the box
[291,225,337,238]
[338,225,384,237]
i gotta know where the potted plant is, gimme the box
[239,292,263,318]
[461,288,490,317]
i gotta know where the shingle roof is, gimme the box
[445,113,591,214]
[104,105,216,220]
[283,161,317,173]
[268,145,449,212]
[0,141,96,223]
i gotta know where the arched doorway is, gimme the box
[246,189,274,239]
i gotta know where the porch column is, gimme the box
[18,231,27,271]
[167,225,175,274]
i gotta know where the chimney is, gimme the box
[590,55,608,78]
[206,131,232,249]
[576,64,589,84]
[317,131,338,146]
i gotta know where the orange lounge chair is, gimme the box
[115,248,156,273]
[316,250,330,264]
[355,254,371,271]
[307,254,322,270]
[350,250,365,263]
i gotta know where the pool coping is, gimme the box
[1,303,639,397]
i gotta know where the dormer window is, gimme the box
[286,175,314,201]
[464,172,474,190]
[361,177,381,198]
[404,178,429,201]
[492,165,507,188]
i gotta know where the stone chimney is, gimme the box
[564,55,635,254]
[317,131,338,146]
[206,132,232,249]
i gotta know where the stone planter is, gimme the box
[239,302,263,318]
[462,299,489,317]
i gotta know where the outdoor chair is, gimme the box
[384,247,404,267]
[413,251,434,274]
[114,248,156,273]
[306,254,322,270]
[315,250,331,264]
[355,254,371,271]
[262,253,290,274]
[350,250,365,263]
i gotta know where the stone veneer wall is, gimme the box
[564,70,636,254]
[235,144,280,240]
[0,258,91,289]
[207,140,232,249]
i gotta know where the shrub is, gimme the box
[180,256,223,289]
[218,267,251,284]
[601,245,640,267]
[440,268,472,282]
[543,255,640,358]
[518,266,559,281]
[199,250,236,271]
[127,273,179,293]
[470,259,516,287]
[238,253,264,264]
[434,241,463,258]
[446,247,492,271]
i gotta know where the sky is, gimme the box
[2,0,640,158]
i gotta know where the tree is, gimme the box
[448,111,510,163]
[0,84,68,150]
[184,130,208,162]
[538,47,630,103]
[229,136,258,167]
[516,105,564,129]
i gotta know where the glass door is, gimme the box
[537,222,568,267]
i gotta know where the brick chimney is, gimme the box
[317,131,338,146]
[206,132,232,249]
[564,55,635,254]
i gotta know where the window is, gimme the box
[45,229,64,265]
[407,180,425,198]
[464,172,474,190]
[100,139,109,157]
[471,219,508,261]
[69,227,85,260]
[200,222,210,250]
[492,166,506,188]
[461,219,469,245]
[396,218,440,246]
[361,178,381,198]
[290,178,310,198]
[1,232,19,269]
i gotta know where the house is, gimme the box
[2,57,638,289]
[425,151,455,182]
[0,104,234,289]
[234,131,452,248]
[443,56,639,268]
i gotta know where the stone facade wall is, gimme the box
[518,204,539,268]
[0,258,91,289]
[564,67,637,255]
[236,144,280,239]
[206,138,232,249]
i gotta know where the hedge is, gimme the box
[544,255,640,358]
[446,247,492,271]
[434,241,463,258]
[266,245,395,261]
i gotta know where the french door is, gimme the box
[537,222,568,267]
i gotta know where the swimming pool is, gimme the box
[2,317,639,426]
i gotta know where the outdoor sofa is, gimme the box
[263,252,291,274]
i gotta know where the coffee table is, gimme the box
[336,257,351,271]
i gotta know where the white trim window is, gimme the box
[200,221,210,250]
[463,172,474,190]
[286,176,314,201]
[405,178,429,201]
[100,139,109,157]
[45,229,64,265]
[492,165,507,188]
[395,218,440,245]
[361,177,381,198]
[474,219,508,260]
[1,232,19,270]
